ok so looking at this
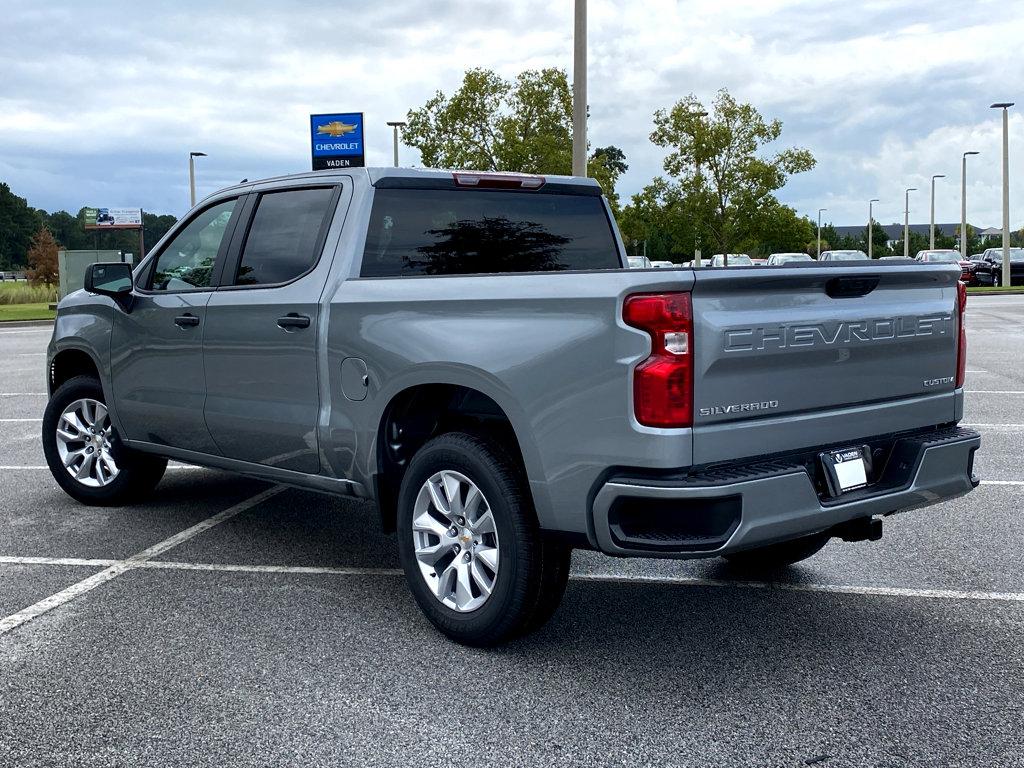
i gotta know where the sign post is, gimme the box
[310,112,365,170]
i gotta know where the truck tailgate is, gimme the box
[690,264,963,465]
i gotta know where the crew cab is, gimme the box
[44,168,980,645]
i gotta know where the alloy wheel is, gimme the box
[411,470,500,612]
[55,398,119,487]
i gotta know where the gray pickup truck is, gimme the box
[44,167,980,645]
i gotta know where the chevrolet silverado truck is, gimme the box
[43,168,980,645]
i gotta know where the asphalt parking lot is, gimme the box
[1,296,1022,767]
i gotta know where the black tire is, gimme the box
[514,537,572,638]
[722,532,830,570]
[396,431,565,646]
[42,375,167,505]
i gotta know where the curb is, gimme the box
[966,290,1024,296]
[0,319,55,328]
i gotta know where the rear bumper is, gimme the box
[591,426,980,559]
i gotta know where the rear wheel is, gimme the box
[396,431,567,646]
[43,375,167,505]
[722,532,830,570]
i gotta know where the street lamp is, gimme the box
[868,199,879,259]
[690,110,709,267]
[817,208,827,258]
[930,174,945,250]
[904,188,917,258]
[961,151,979,260]
[991,102,1015,287]
[571,0,587,176]
[188,151,207,208]
[386,121,407,168]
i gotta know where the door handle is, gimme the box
[174,313,200,328]
[276,313,311,330]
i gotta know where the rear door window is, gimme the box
[360,188,621,277]
[233,187,336,286]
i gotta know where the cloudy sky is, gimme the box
[2,0,1023,229]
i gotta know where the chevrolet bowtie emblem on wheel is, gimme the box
[316,120,357,137]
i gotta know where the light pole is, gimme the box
[691,110,709,267]
[929,174,945,250]
[991,102,1014,287]
[904,188,917,258]
[817,208,827,258]
[961,151,979,260]
[188,151,207,208]
[868,199,879,259]
[386,121,406,167]
[571,0,587,177]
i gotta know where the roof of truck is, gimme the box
[201,167,601,205]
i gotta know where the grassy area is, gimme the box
[0,282,57,305]
[967,285,1024,294]
[0,302,55,322]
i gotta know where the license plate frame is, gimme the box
[820,445,871,497]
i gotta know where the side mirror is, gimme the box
[84,262,134,312]
[84,262,133,296]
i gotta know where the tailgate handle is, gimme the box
[826,276,879,298]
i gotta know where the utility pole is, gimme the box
[961,151,979,260]
[188,151,207,208]
[991,102,1014,287]
[571,0,587,177]
[386,121,406,167]
[868,199,879,259]
[904,188,917,258]
[930,174,945,250]
[817,208,827,258]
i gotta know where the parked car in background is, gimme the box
[710,254,753,267]
[649,260,678,269]
[915,249,979,285]
[767,253,813,266]
[971,247,1024,286]
[878,256,909,261]
[819,250,868,262]
[627,256,652,269]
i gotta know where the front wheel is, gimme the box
[42,375,167,505]
[722,532,830,570]
[396,431,568,646]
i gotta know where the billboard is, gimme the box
[83,207,143,229]
[310,112,364,170]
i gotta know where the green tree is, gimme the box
[618,177,699,261]
[749,205,814,256]
[403,68,625,205]
[649,88,815,257]
[0,183,40,270]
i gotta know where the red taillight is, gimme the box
[623,292,693,428]
[956,281,967,388]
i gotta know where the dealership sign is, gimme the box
[83,207,143,229]
[310,112,364,170]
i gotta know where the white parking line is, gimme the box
[0,418,41,422]
[0,393,46,397]
[0,556,119,568]
[6,555,1024,605]
[966,390,1024,394]
[962,423,1024,430]
[0,465,203,471]
[980,480,1024,486]
[0,486,283,636]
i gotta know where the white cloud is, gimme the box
[1,0,1022,227]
